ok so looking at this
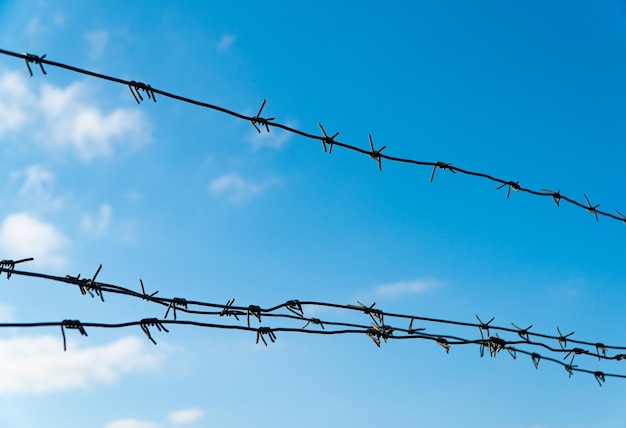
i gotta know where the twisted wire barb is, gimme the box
[2,263,626,384]
[0,48,624,225]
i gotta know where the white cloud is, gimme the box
[81,204,112,236]
[0,212,68,268]
[374,279,440,298]
[216,34,236,51]
[168,408,204,425]
[247,126,292,150]
[209,173,278,203]
[0,336,165,395]
[0,71,35,135]
[85,30,109,60]
[104,419,160,428]
[0,71,150,161]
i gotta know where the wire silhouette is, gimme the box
[1,260,624,386]
[0,48,624,225]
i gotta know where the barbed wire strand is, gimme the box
[0,48,624,225]
[0,260,624,385]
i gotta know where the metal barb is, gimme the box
[511,323,533,341]
[371,321,394,344]
[355,301,384,325]
[250,99,274,133]
[317,123,339,153]
[140,318,169,345]
[220,298,240,320]
[86,264,104,302]
[367,134,386,171]
[475,315,494,339]
[488,336,506,357]
[64,273,93,297]
[497,181,520,199]
[556,327,574,350]
[61,319,88,352]
[0,258,34,279]
[564,356,578,378]
[531,353,541,369]
[430,162,455,183]
[542,189,561,207]
[256,327,276,346]
[595,343,607,360]
[164,298,188,320]
[365,328,381,347]
[128,81,157,104]
[583,194,600,222]
[285,300,304,317]
[302,317,324,330]
[247,305,262,328]
[594,371,606,386]
[564,348,586,360]
[436,337,450,353]
[23,52,47,76]
[407,318,426,334]
[139,279,158,301]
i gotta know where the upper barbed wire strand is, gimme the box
[0,48,623,225]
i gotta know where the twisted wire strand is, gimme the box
[0,262,624,384]
[0,48,623,225]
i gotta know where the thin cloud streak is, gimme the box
[209,173,278,203]
[103,419,160,428]
[374,279,441,298]
[168,408,204,424]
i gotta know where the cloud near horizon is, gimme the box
[0,335,165,395]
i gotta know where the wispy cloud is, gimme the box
[24,12,65,37]
[209,173,278,203]
[25,17,43,36]
[0,304,15,323]
[81,204,112,237]
[0,336,165,395]
[9,165,65,212]
[104,419,160,428]
[373,279,441,298]
[0,212,68,268]
[0,71,150,161]
[246,127,293,150]
[85,30,110,60]
[216,34,236,51]
[168,408,204,425]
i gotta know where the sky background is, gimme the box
[0,1,626,427]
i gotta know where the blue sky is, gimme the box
[0,1,626,427]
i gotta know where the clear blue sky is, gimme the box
[1,1,625,427]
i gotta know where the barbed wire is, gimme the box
[0,48,624,226]
[0,259,624,386]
